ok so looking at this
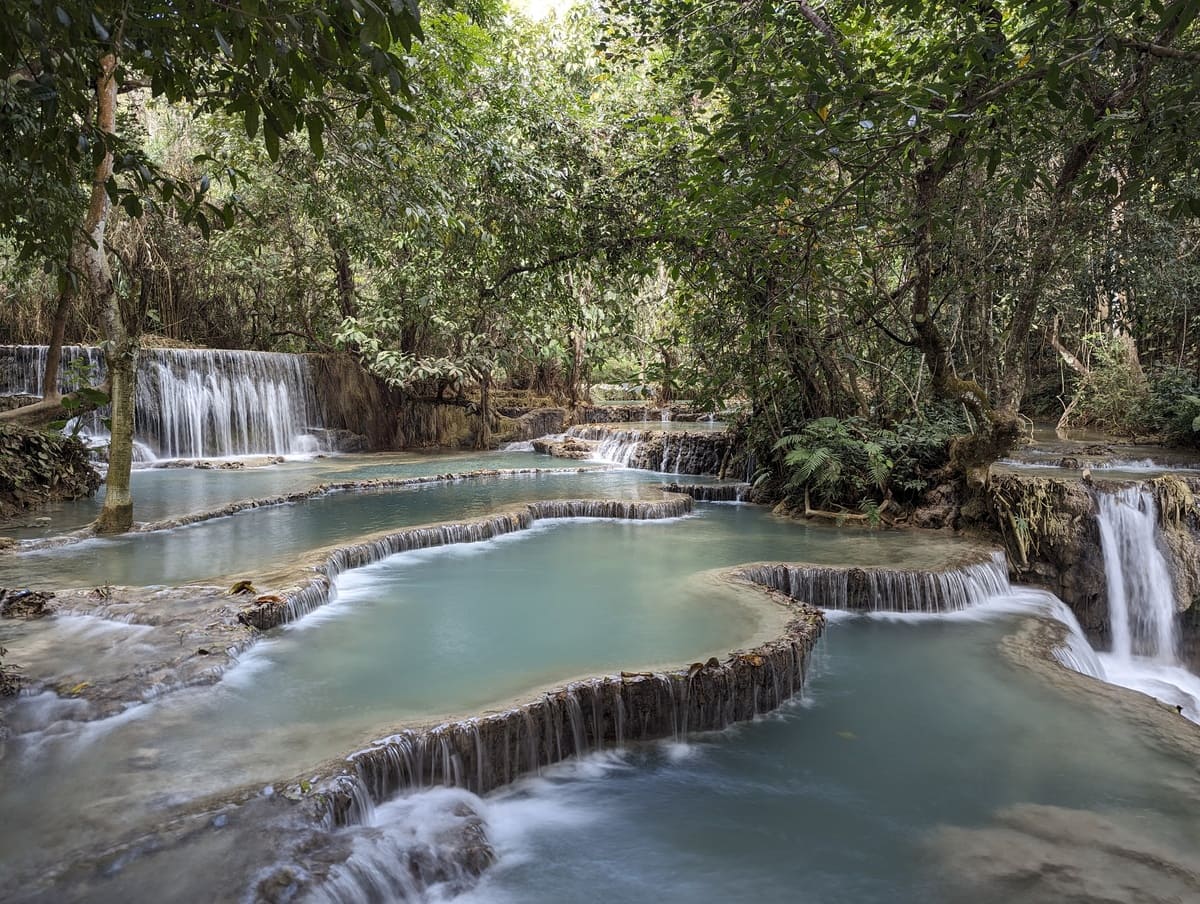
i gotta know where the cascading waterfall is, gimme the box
[317,609,823,828]
[1084,484,1200,720]
[0,344,323,459]
[1094,486,1178,662]
[737,551,1011,613]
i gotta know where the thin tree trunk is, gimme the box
[86,53,137,535]
[476,371,492,450]
[329,230,357,320]
[41,286,74,400]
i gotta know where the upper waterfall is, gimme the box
[0,344,324,460]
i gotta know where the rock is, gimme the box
[128,747,161,770]
[0,587,55,619]
[1058,457,1081,469]
[530,437,594,460]
[307,428,369,453]
[0,537,15,551]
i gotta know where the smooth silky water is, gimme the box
[0,503,975,892]
[0,457,700,587]
[439,613,1200,904]
[0,450,599,539]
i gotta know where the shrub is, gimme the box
[766,407,968,517]
[1145,367,1200,449]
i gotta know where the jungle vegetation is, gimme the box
[2,0,1199,527]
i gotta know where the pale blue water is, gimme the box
[451,615,1199,904]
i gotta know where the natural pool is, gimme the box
[1,449,1198,904]
[0,451,598,539]
[443,610,1200,904]
[0,497,978,893]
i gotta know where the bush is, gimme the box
[1070,335,1151,434]
[766,407,968,517]
[1145,367,1200,449]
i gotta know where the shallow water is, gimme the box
[447,612,1200,904]
[3,450,1198,903]
[0,451,597,539]
[0,462,704,588]
[0,504,975,890]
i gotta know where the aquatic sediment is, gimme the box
[313,605,823,827]
[734,550,1011,612]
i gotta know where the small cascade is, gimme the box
[738,551,1010,613]
[661,482,750,502]
[317,609,823,828]
[0,344,323,459]
[562,424,729,475]
[568,425,645,467]
[1094,487,1178,662]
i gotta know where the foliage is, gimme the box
[0,424,101,519]
[1069,334,1152,434]
[1146,367,1200,448]
[1,0,423,268]
[767,407,968,513]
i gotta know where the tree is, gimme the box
[601,0,1200,478]
[1,0,422,531]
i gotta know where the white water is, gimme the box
[1095,487,1178,662]
[0,344,323,459]
[592,430,642,467]
[1092,486,1200,720]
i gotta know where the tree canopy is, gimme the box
[2,0,1200,523]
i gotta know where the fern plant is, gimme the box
[773,417,894,509]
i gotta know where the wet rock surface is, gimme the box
[531,436,593,459]
[1,588,55,619]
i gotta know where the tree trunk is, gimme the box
[41,286,75,400]
[329,230,357,320]
[475,372,492,450]
[658,346,676,406]
[567,329,586,408]
[85,54,137,535]
[94,344,137,533]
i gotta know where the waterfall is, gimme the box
[738,552,1011,613]
[1,344,323,459]
[315,609,823,828]
[1094,487,1178,663]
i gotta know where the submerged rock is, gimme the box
[930,803,1200,904]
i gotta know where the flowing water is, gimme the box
[0,345,323,459]
[437,611,1200,904]
[0,450,607,539]
[0,465,720,587]
[3,403,1200,902]
[1093,485,1200,719]
[0,503,978,894]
